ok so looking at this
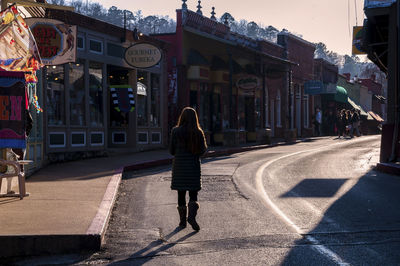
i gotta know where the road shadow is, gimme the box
[280,178,348,198]
[280,168,400,265]
[109,228,198,265]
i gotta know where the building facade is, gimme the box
[38,10,168,163]
[155,6,293,145]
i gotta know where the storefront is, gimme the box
[40,10,167,161]
[155,6,291,145]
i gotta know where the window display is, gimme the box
[69,60,85,126]
[89,61,103,127]
[150,73,160,127]
[137,71,148,127]
[46,65,65,125]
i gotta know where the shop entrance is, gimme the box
[245,96,255,132]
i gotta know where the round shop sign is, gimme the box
[236,75,260,90]
[124,42,162,68]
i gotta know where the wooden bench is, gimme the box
[0,159,31,199]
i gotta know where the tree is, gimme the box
[219,12,235,25]
[246,21,259,39]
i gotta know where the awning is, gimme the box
[368,111,384,122]
[334,86,348,103]
[347,97,368,117]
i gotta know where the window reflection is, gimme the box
[89,61,103,127]
[69,60,85,126]
[46,65,65,125]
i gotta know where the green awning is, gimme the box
[334,86,348,103]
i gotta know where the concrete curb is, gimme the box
[86,168,123,245]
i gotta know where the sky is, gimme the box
[94,0,365,56]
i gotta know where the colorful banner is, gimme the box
[110,85,135,113]
[26,18,76,65]
[0,76,26,149]
[0,5,42,72]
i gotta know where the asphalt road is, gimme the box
[13,135,400,265]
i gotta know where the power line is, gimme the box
[348,0,351,37]
[354,0,358,26]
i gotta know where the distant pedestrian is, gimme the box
[315,107,322,136]
[336,109,344,138]
[350,109,361,137]
[345,110,352,137]
[169,107,207,231]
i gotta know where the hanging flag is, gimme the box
[0,5,42,72]
[110,85,135,113]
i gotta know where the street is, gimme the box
[14,135,400,265]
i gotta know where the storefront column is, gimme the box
[128,69,137,148]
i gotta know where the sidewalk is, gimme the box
[0,136,392,258]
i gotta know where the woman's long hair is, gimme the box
[175,107,207,154]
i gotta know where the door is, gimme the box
[296,87,301,136]
[270,100,275,137]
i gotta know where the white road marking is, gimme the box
[255,136,378,265]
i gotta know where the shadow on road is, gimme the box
[281,168,400,265]
[109,228,198,265]
[280,178,348,198]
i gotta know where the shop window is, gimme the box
[71,132,86,147]
[89,61,103,127]
[137,71,148,127]
[303,94,309,128]
[150,73,160,127]
[238,94,245,130]
[108,67,129,127]
[137,132,148,144]
[77,34,84,50]
[276,90,282,127]
[212,87,221,132]
[199,83,210,131]
[112,131,126,144]
[107,43,124,58]
[89,39,103,54]
[222,87,230,129]
[151,132,161,144]
[90,132,104,146]
[49,132,66,148]
[46,65,65,126]
[265,87,269,127]
[69,60,86,126]
[255,93,261,129]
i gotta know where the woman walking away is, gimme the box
[169,107,207,231]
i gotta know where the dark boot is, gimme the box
[177,205,187,228]
[187,201,200,231]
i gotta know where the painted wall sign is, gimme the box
[124,42,162,68]
[26,18,76,65]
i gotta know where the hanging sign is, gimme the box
[236,75,261,90]
[124,42,162,68]
[0,5,42,72]
[26,18,76,65]
[0,76,26,149]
